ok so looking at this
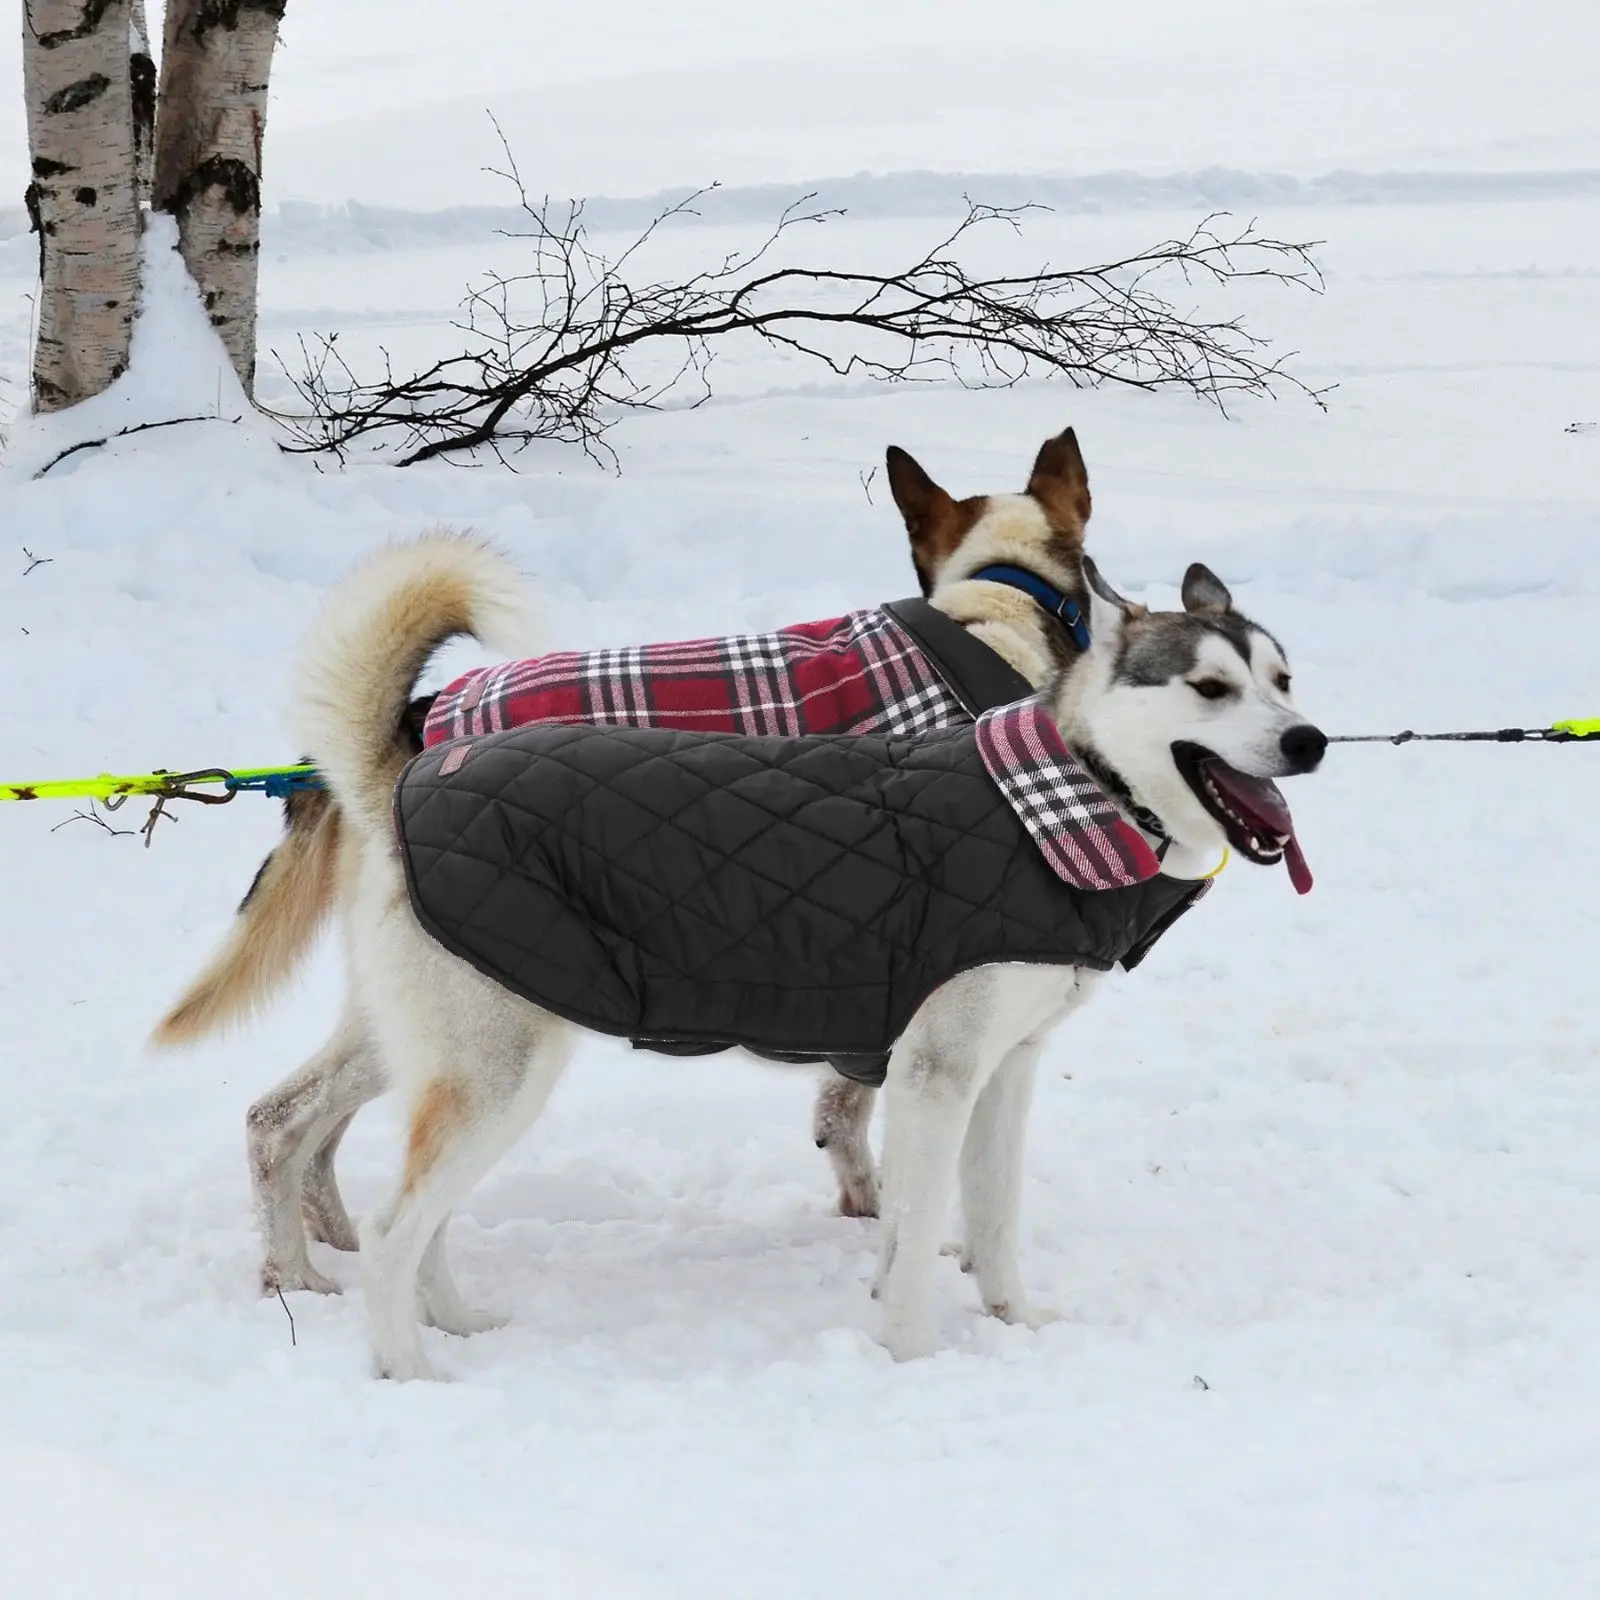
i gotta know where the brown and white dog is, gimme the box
[153,429,1103,1297]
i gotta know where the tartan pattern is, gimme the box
[975,700,1166,890]
[423,608,966,746]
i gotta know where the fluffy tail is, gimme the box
[290,530,535,841]
[151,785,343,1047]
[149,530,535,1048]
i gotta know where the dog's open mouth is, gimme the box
[1172,742,1313,894]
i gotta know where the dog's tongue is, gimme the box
[1202,758,1314,895]
[1282,833,1314,895]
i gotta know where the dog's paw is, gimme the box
[837,1175,880,1219]
[261,1260,341,1297]
[373,1347,443,1383]
[421,1300,508,1338]
[984,1299,1063,1331]
[302,1202,360,1253]
[880,1319,938,1362]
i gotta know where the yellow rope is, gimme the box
[0,764,320,804]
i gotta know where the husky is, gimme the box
[153,431,1106,1296]
[264,520,1322,1379]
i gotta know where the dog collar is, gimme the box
[1078,747,1171,844]
[968,564,1091,652]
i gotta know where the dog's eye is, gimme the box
[1191,679,1232,701]
[1275,672,1292,694]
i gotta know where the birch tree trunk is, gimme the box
[129,0,155,205]
[154,0,285,391]
[23,0,142,411]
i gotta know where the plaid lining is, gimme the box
[424,609,1173,894]
[423,609,966,746]
[975,700,1165,890]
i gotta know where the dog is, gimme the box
[270,515,1322,1379]
[153,430,1103,1296]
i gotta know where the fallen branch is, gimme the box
[273,134,1328,468]
[33,413,242,478]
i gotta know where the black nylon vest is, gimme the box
[395,721,1205,1085]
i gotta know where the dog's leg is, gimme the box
[298,1042,387,1252]
[874,976,1013,1362]
[247,1014,380,1294]
[813,1076,879,1218]
[874,969,1081,1358]
[876,1052,984,1361]
[360,1024,570,1382]
[416,1219,506,1337]
[301,1112,359,1250]
[958,1034,1060,1331]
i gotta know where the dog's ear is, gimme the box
[1181,563,1233,616]
[1081,553,1145,620]
[1075,553,1126,646]
[885,445,967,595]
[1026,427,1092,530]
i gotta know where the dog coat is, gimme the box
[422,599,1025,747]
[396,704,1208,1086]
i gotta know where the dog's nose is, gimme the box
[1280,723,1327,773]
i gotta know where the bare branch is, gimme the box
[269,147,1328,467]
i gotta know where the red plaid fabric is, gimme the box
[976,700,1170,890]
[423,608,966,745]
[424,608,1183,895]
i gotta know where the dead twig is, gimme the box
[271,130,1328,467]
[32,413,242,479]
[275,1285,297,1347]
[49,802,135,838]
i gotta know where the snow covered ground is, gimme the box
[2,5,1599,1595]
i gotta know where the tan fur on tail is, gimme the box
[150,787,342,1047]
[292,530,537,840]
[153,529,534,1050]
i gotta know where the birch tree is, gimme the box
[22,0,285,412]
[23,0,143,411]
[153,0,284,389]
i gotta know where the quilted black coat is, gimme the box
[395,721,1205,1086]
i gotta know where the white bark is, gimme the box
[155,0,284,392]
[23,0,142,411]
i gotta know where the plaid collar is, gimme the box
[975,700,1165,890]
[1075,745,1173,846]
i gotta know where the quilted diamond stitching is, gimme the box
[397,722,1196,1057]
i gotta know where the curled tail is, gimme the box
[291,530,536,840]
[150,529,535,1048]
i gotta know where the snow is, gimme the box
[3,5,1600,1595]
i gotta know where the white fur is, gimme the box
[1065,585,1310,864]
